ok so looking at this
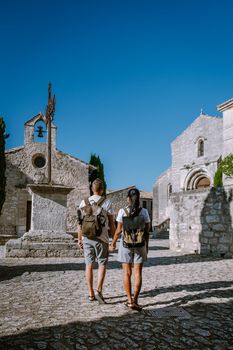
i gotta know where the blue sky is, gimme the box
[1,0,233,191]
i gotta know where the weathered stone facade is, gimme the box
[154,98,233,256]
[106,187,135,218]
[0,113,92,244]
[153,113,223,228]
[107,187,153,223]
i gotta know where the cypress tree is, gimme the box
[214,167,223,188]
[0,117,9,215]
[89,153,107,195]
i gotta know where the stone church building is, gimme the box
[0,113,92,244]
[153,97,233,256]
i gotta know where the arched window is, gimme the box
[197,139,204,157]
[167,183,172,200]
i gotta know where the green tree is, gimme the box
[219,154,233,177]
[214,167,223,188]
[0,117,9,215]
[89,153,107,195]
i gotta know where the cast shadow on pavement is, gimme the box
[0,260,121,282]
[0,298,233,350]
[0,252,229,282]
[140,279,233,306]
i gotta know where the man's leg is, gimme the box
[83,239,96,298]
[122,263,133,304]
[86,264,95,297]
[96,264,106,293]
[133,263,143,304]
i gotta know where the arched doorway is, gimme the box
[196,177,211,189]
[184,169,211,191]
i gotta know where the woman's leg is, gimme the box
[133,263,143,304]
[122,263,133,304]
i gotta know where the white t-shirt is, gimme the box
[79,195,114,244]
[116,206,151,224]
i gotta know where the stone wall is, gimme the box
[106,187,134,218]
[170,187,233,257]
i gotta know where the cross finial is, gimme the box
[45,82,56,124]
[200,108,205,115]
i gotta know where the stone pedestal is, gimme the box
[5,184,82,258]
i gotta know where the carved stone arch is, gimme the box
[24,113,57,148]
[34,119,47,143]
[184,168,211,191]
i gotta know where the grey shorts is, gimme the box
[117,238,147,264]
[83,237,109,266]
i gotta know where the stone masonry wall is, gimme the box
[106,187,134,219]
[170,187,233,257]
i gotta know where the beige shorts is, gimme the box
[117,238,147,264]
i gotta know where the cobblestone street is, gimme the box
[0,239,233,350]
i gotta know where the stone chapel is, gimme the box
[0,113,93,244]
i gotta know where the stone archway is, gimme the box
[184,169,211,191]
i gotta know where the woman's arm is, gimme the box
[109,222,123,251]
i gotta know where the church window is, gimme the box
[143,201,147,208]
[197,139,204,157]
[32,154,46,168]
[167,184,172,199]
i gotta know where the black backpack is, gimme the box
[122,207,146,248]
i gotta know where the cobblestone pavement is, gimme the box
[0,239,233,350]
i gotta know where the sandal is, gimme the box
[133,302,142,312]
[95,290,106,304]
[124,302,142,311]
[88,295,96,302]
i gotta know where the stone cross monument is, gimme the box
[5,84,81,257]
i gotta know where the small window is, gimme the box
[143,201,147,208]
[167,184,172,199]
[198,139,204,157]
[32,154,46,168]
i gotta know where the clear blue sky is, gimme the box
[1,0,233,191]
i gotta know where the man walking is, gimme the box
[78,178,115,303]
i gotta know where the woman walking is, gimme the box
[109,188,150,311]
